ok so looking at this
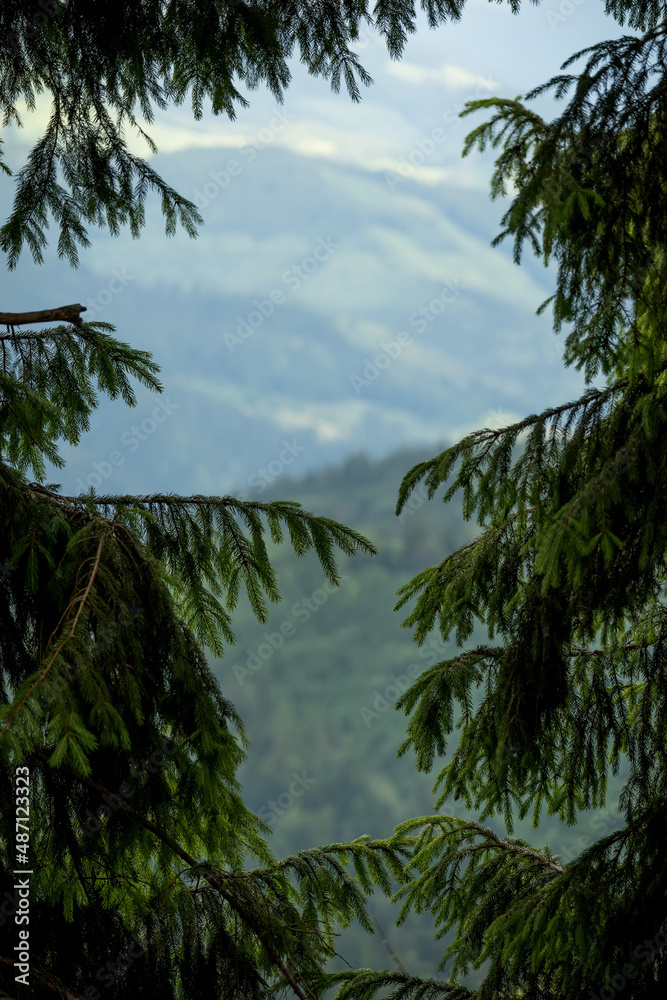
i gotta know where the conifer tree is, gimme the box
[0,2,453,997]
[325,4,667,1000]
[0,308,412,998]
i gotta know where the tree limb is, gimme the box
[0,304,86,328]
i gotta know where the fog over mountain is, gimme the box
[5,143,588,499]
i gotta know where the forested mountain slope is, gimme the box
[214,447,626,976]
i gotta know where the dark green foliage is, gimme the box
[0,323,162,479]
[0,6,466,995]
[392,367,667,827]
[0,318,413,998]
[7,0,655,270]
[327,970,474,1000]
[459,26,667,383]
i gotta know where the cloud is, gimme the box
[174,376,444,445]
[446,407,525,443]
[79,150,551,326]
[386,61,499,91]
[3,57,498,194]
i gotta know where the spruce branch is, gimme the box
[324,970,473,1000]
[32,757,407,1000]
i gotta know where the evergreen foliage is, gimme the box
[0,311,415,998]
[0,0,473,268]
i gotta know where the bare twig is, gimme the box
[372,909,409,975]
[0,304,86,328]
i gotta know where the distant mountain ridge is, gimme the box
[2,143,588,500]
